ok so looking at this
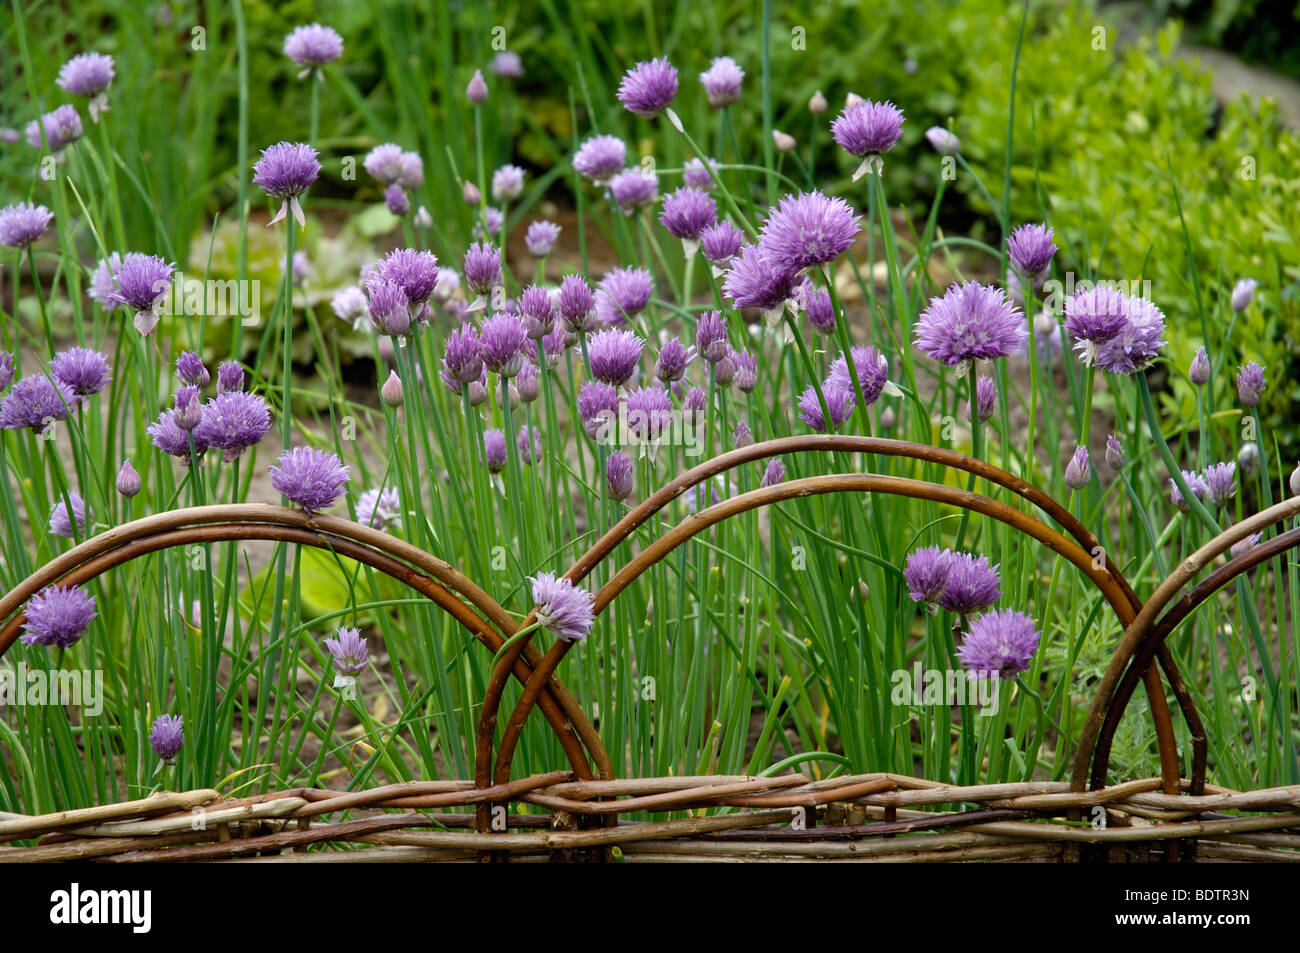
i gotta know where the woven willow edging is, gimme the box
[3,774,1299,863]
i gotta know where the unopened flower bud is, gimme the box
[1189,347,1211,386]
[381,369,403,407]
[808,90,827,115]
[1064,446,1091,490]
[116,459,141,497]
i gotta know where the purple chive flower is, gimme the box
[1091,296,1166,375]
[116,459,141,497]
[480,428,508,473]
[696,310,729,363]
[1231,278,1257,313]
[0,375,76,432]
[530,572,595,642]
[723,243,798,313]
[801,282,837,334]
[364,143,405,185]
[270,446,350,514]
[608,169,659,212]
[915,282,1027,368]
[683,157,720,190]
[541,325,568,367]
[87,253,123,308]
[384,185,410,216]
[596,267,654,327]
[173,386,202,431]
[0,202,54,247]
[491,164,526,203]
[1202,461,1237,508]
[1169,470,1207,512]
[606,450,635,501]
[193,391,272,462]
[1006,224,1057,279]
[146,408,208,461]
[331,285,368,329]
[105,252,175,334]
[660,186,718,241]
[1236,361,1265,406]
[22,584,97,649]
[441,323,483,390]
[467,367,489,406]
[655,336,691,383]
[26,105,83,151]
[1189,347,1211,386]
[516,361,540,403]
[1063,285,1128,351]
[797,381,856,432]
[587,328,645,385]
[904,546,956,606]
[0,352,11,392]
[827,346,889,406]
[699,56,744,108]
[57,52,115,96]
[758,190,861,272]
[49,491,90,538]
[283,23,344,69]
[617,57,678,118]
[957,609,1042,679]
[365,279,411,337]
[701,220,744,267]
[557,274,598,332]
[324,626,368,679]
[732,420,754,448]
[577,380,620,440]
[175,351,209,387]
[253,141,320,228]
[397,152,423,189]
[759,459,786,488]
[467,69,489,104]
[965,375,998,423]
[517,425,543,464]
[463,242,503,297]
[377,248,440,308]
[518,284,556,339]
[831,99,904,175]
[217,361,245,395]
[149,715,185,761]
[473,206,504,240]
[525,220,561,257]
[1064,446,1091,489]
[625,386,673,443]
[573,135,627,183]
[682,386,707,429]
[355,487,401,530]
[50,347,111,400]
[732,348,758,393]
[491,50,524,78]
[924,126,960,156]
[937,552,1001,615]
[480,312,529,376]
[1105,434,1125,469]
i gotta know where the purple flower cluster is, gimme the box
[904,547,1001,615]
[270,446,350,514]
[1063,287,1165,374]
[22,584,97,649]
[596,267,654,327]
[283,23,344,69]
[617,58,678,118]
[530,572,596,642]
[915,282,1026,369]
[0,202,54,248]
[956,609,1042,679]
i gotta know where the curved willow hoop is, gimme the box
[0,505,610,780]
[477,437,1199,802]
[1075,495,1300,792]
[488,469,1191,793]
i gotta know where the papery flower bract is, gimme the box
[149,714,184,761]
[827,345,888,406]
[530,572,595,642]
[21,584,97,649]
[617,57,678,118]
[914,282,1026,368]
[270,446,350,514]
[772,129,797,153]
[587,328,645,385]
[573,135,627,183]
[957,609,1042,679]
[605,450,635,501]
[1236,361,1265,406]
[1006,224,1057,278]
[355,487,401,530]
[48,490,90,539]
[608,169,659,212]
[26,105,82,151]
[283,23,343,68]
[0,375,76,432]
[324,626,368,677]
[937,552,1001,615]
[57,52,115,96]
[699,56,743,107]
[758,190,860,272]
[50,347,111,400]
[380,369,404,407]
[596,267,654,327]
[525,220,561,257]
[463,242,503,297]
[659,186,717,240]
[194,391,272,462]
[0,202,54,248]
